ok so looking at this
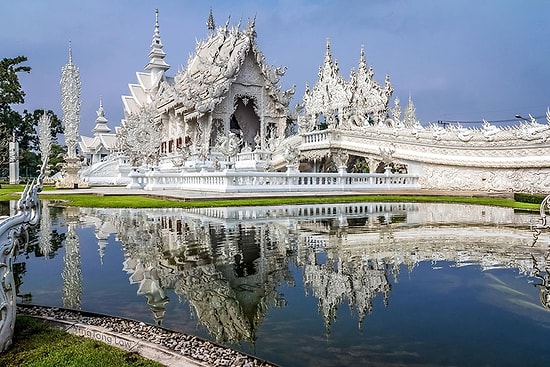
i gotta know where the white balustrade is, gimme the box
[127,168,419,192]
[302,130,330,144]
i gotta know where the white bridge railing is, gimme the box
[127,168,419,192]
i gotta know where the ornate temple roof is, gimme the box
[145,9,170,83]
[302,40,393,127]
[303,39,350,117]
[121,9,171,117]
[80,134,117,153]
[170,15,290,116]
[122,9,292,121]
[92,97,111,135]
[79,99,116,154]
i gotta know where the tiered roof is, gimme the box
[303,40,393,126]
[171,16,291,116]
[79,98,116,154]
[122,9,292,120]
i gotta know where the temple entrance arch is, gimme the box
[231,96,260,149]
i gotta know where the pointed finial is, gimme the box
[68,40,73,64]
[245,14,257,38]
[145,8,169,75]
[225,15,231,30]
[153,8,161,40]
[207,7,215,31]
[324,38,332,63]
[97,96,104,118]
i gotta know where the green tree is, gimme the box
[0,56,30,110]
[24,109,64,151]
[1,56,63,180]
[0,56,31,178]
[6,109,64,179]
[0,105,24,174]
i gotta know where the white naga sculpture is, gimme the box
[0,159,47,352]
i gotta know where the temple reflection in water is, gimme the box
[36,202,543,344]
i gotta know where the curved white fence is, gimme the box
[127,168,419,192]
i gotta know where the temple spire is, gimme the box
[145,8,170,86]
[324,38,333,64]
[68,40,73,65]
[92,96,110,136]
[207,7,215,33]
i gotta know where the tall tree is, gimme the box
[0,109,23,170]
[0,56,30,110]
[0,56,64,179]
[0,56,31,176]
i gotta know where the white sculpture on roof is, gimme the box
[302,41,393,130]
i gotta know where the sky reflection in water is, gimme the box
[15,202,550,367]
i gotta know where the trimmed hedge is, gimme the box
[514,192,547,204]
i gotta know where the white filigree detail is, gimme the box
[116,105,162,167]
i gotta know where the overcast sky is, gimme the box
[2,0,549,135]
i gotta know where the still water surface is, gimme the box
[13,202,550,366]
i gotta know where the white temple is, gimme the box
[118,9,293,169]
[79,98,116,166]
[77,8,550,193]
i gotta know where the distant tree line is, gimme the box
[0,56,64,181]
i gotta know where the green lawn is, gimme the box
[0,316,163,367]
[0,184,543,210]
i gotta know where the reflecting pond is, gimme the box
[11,201,550,366]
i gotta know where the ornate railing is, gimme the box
[0,160,45,352]
[127,167,419,192]
[302,130,330,144]
[531,194,550,311]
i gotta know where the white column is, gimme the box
[8,140,19,184]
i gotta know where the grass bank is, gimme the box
[0,184,544,210]
[0,316,162,367]
[39,193,543,210]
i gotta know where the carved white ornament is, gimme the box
[60,47,81,159]
[117,105,162,167]
[302,42,393,130]
[38,112,52,167]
